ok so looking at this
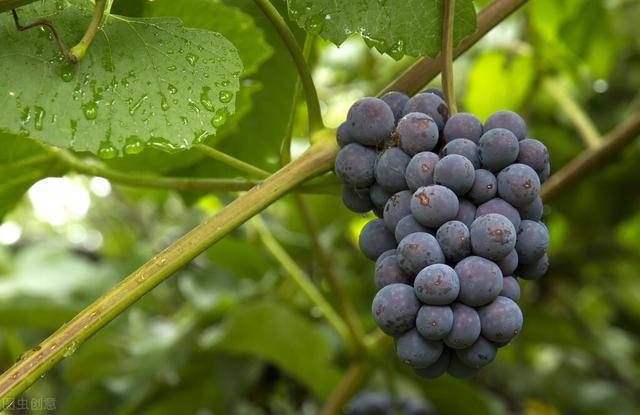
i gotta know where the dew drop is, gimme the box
[211,107,228,128]
[185,53,199,66]
[98,141,117,159]
[168,84,178,95]
[33,106,45,131]
[218,90,232,103]
[62,341,79,357]
[129,94,148,115]
[167,64,177,71]
[160,94,169,111]
[199,87,215,112]
[124,136,144,155]
[82,102,98,120]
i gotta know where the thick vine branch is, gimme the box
[380,0,529,96]
[541,114,640,202]
[253,0,324,133]
[441,0,457,114]
[0,132,339,406]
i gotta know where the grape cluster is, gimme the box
[335,89,550,378]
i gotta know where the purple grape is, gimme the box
[402,93,449,131]
[383,190,412,232]
[441,138,481,168]
[478,296,523,343]
[517,253,548,280]
[519,196,543,221]
[500,276,520,301]
[497,163,541,207]
[370,183,391,209]
[346,97,395,146]
[410,185,459,228]
[478,128,520,172]
[371,283,421,335]
[344,392,390,415]
[466,169,497,205]
[515,220,549,264]
[433,155,476,196]
[414,264,460,305]
[336,122,354,148]
[405,152,440,192]
[341,186,372,213]
[517,138,548,173]
[416,305,454,340]
[443,112,484,144]
[485,110,526,141]
[436,220,471,263]
[454,256,503,307]
[422,87,444,99]
[335,143,377,187]
[396,112,439,156]
[470,213,517,260]
[476,198,521,229]
[444,303,481,349]
[375,147,411,193]
[359,218,397,261]
[380,91,409,123]
[455,198,476,228]
[397,232,445,275]
[375,249,397,268]
[395,215,433,243]
[539,162,551,183]
[395,328,444,368]
[447,353,481,378]
[495,249,518,276]
[375,255,412,289]
[455,337,497,369]
[413,348,450,379]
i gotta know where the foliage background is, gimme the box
[1,0,640,414]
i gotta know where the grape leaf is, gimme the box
[216,301,341,397]
[286,0,477,59]
[0,0,243,158]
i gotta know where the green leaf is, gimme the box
[0,0,243,157]
[286,0,477,59]
[216,301,341,397]
[464,50,535,120]
[144,0,272,77]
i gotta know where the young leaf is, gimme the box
[286,0,477,59]
[216,301,341,397]
[0,0,243,158]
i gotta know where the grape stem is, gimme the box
[253,0,324,133]
[543,78,602,149]
[441,0,457,114]
[194,144,272,178]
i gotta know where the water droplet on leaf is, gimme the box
[98,142,117,159]
[218,90,232,103]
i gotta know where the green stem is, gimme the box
[543,78,602,149]
[68,0,107,62]
[0,154,52,173]
[252,216,352,349]
[0,133,338,407]
[43,145,332,194]
[380,0,529,96]
[194,144,271,178]
[253,0,323,133]
[280,34,314,165]
[292,194,366,350]
[441,0,457,114]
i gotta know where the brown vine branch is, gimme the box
[380,0,529,96]
[541,114,640,202]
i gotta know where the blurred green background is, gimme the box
[1,0,640,414]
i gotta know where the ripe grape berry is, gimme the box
[335,91,550,379]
